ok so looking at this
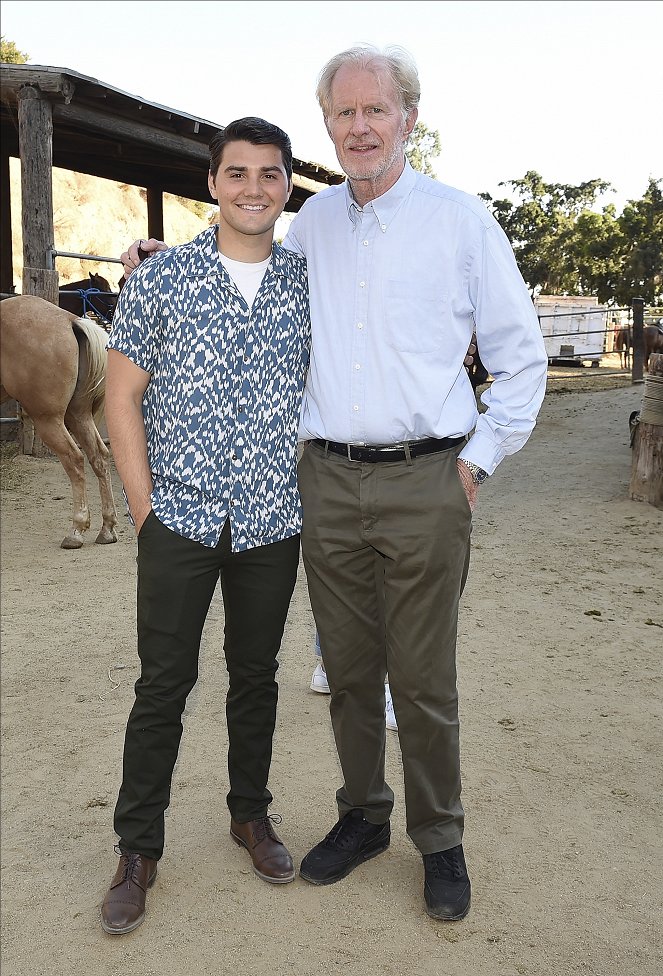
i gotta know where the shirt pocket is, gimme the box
[384,280,448,353]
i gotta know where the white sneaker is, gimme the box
[385,683,398,731]
[310,662,330,694]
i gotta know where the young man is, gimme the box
[121,44,548,924]
[101,118,310,935]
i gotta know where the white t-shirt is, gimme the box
[219,253,271,308]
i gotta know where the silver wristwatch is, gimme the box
[459,459,489,485]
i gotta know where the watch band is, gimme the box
[459,459,489,485]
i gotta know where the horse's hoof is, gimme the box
[61,535,84,550]
[95,529,118,545]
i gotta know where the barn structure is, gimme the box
[0,62,344,301]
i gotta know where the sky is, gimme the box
[2,0,662,215]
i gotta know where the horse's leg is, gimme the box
[29,414,90,549]
[65,407,118,545]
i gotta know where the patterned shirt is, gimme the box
[107,226,311,551]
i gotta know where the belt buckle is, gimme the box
[346,444,361,462]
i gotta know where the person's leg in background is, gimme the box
[310,626,330,693]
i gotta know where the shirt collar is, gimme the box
[183,226,299,282]
[344,160,417,231]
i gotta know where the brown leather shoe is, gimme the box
[230,815,295,884]
[100,852,158,934]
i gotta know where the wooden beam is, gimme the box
[52,102,210,162]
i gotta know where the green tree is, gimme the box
[614,178,663,306]
[406,121,441,176]
[565,206,623,305]
[1,36,29,63]
[480,171,613,296]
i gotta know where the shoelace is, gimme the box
[322,813,372,851]
[427,848,466,880]
[252,813,283,845]
[118,852,144,887]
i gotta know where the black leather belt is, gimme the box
[312,436,464,463]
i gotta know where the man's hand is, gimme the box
[456,459,479,512]
[121,238,168,279]
[131,504,153,536]
[464,333,478,369]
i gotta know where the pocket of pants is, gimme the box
[137,508,156,540]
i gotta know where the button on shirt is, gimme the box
[107,227,311,550]
[283,161,548,475]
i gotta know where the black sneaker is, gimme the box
[299,809,390,885]
[423,845,471,920]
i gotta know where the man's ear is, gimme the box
[404,107,418,139]
[285,179,293,204]
[208,172,218,200]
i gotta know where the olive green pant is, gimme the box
[298,442,472,854]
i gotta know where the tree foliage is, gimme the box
[480,172,662,306]
[406,121,441,176]
[614,178,663,306]
[1,36,29,64]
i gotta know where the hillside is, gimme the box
[8,158,211,292]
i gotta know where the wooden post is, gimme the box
[631,297,645,384]
[629,352,663,509]
[0,150,14,295]
[147,186,165,242]
[16,84,58,457]
[17,85,59,306]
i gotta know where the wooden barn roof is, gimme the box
[0,63,344,208]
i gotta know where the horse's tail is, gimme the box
[72,316,109,421]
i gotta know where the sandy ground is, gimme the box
[1,366,662,976]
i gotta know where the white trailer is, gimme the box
[534,295,608,365]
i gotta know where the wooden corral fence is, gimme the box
[535,298,651,385]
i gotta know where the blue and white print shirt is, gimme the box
[107,226,311,551]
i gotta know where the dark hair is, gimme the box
[209,117,293,182]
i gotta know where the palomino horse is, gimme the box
[0,295,118,549]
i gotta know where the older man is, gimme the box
[286,45,547,922]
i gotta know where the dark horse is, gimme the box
[645,323,663,371]
[59,273,119,327]
[613,324,632,369]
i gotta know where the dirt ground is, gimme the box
[1,363,662,976]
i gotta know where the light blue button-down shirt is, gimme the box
[284,161,548,474]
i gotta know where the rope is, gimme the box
[73,287,114,325]
[74,286,102,317]
[639,373,663,426]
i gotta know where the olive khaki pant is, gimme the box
[298,441,472,854]
[114,513,300,861]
